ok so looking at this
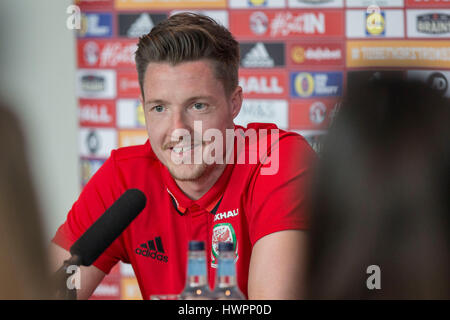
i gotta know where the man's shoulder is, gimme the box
[235,122,313,153]
[230,123,315,178]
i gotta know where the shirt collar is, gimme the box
[161,161,234,216]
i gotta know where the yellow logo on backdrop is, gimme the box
[115,0,226,9]
[81,160,91,184]
[294,73,315,98]
[137,102,146,127]
[366,12,385,36]
[249,0,267,6]
[77,14,89,37]
[119,130,148,148]
[291,46,305,64]
[121,278,142,300]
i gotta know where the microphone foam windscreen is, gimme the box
[70,189,147,266]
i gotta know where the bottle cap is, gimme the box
[218,242,234,252]
[188,240,205,251]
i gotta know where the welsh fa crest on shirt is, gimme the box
[211,223,238,268]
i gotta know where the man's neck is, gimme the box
[175,163,227,201]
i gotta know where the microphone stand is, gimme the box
[53,255,81,300]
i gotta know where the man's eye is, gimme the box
[152,105,164,112]
[193,103,206,111]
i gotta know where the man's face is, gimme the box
[142,60,242,182]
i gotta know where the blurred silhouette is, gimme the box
[0,103,52,299]
[307,78,450,299]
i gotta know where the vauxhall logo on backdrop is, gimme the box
[239,71,286,97]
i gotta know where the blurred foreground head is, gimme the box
[307,78,450,299]
[0,104,52,299]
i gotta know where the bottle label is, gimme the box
[218,259,235,277]
[188,259,207,276]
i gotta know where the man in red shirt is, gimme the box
[50,13,315,299]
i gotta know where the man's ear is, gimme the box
[231,86,243,119]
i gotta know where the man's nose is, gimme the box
[169,110,191,140]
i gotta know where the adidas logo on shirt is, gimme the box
[135,236,168,263]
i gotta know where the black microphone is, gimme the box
[54,189,146,299]
[70,188,147,266]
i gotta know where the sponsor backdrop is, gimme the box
[74,0,450,299]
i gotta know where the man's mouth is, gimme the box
[169,143,202,155]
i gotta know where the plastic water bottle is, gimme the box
[212,242,246,300]
[179,240,213,300]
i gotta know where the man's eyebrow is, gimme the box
[144,96,216,106]
[144,99,167,106]
[184,96,216,104]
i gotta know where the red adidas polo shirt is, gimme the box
[52,123,315,299]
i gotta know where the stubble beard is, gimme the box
[163,138,227,182]
[166,161,212,182]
